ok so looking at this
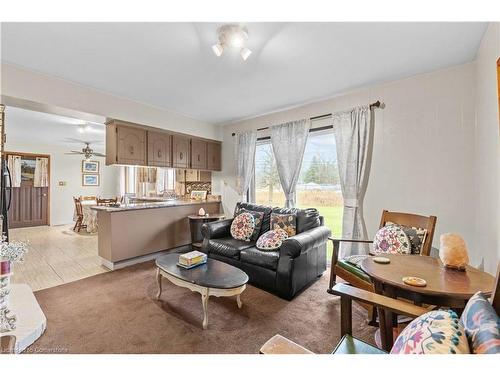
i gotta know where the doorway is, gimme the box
[4,152,50,228]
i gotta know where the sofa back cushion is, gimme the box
[460,292,500,354]
[391,309,470,354]
[235,202,272,237]
[272,207,320,234]
[270,213,297,237]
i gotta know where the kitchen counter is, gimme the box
[94,199,222,269]
[91,198,221,212]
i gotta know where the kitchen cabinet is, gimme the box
[190,139,207,170]
[147,131,172,167]
[207,142,221,171]
[106,122,147,166]
[172,135,190,169]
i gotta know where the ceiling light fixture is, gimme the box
[212,24,252,61]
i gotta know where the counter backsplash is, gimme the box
[185,181,211,194]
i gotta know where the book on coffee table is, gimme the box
[178,250,207,267]
[176,259,207,269]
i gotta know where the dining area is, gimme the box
[73,195,119,233]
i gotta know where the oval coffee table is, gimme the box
[155,253,249,329]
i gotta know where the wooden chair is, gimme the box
[328,210,437,324]
[97,197,118,206]
[73,197,87,232]
[260,263,500,354]
[0,335,16,354]
[80,195,97,202]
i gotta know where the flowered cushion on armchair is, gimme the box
[256,229,288,251]
[391,310,470,354]
[460,292,500,354]
[230,213,256,242]
[373,224,412,254]
[386,221,427,254]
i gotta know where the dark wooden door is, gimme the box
[190,139,207,170]
[8,181,48,228]
[172,135,190,169]
[207,142,221,171]
[147,131,172,167]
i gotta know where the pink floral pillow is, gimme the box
[373,224,411,254]
[256,229,288,251]
[230,213,256,241]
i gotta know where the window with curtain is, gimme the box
[124,166,175,196]
[252,128,343,258]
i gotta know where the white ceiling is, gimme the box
[1,22,488,124]
[5,106,105,152]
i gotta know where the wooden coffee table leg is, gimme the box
[156,268,163,300]
[202,288,209,330]
[237,294,242,309]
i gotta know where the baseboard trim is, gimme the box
[100,245,192,270]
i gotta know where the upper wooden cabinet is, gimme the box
[106,119,221,170]
[207,142,221,171]
[148,131,172,167]
[190,139,207,170]
[106,121,147,166]
[172,135,190,169]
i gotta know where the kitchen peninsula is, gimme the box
[93,198,221,269]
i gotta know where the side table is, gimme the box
[188,214,226,249]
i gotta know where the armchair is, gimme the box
[328,210,437,324]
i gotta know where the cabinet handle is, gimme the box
[180,152,183,160]
[197,154,200,162]
[157,150,162,158]
[129,145,134,155]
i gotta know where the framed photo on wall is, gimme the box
[82,174,99,186]
[82,160,100,173]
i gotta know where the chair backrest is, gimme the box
[97,197,118,206]
[492,263,500,316]
[379,210,437,256]
[73,197,83,216]
[80,195,97,202]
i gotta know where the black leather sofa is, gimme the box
[201,202,331,300]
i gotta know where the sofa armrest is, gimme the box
[201,218,233,240]
[280,226,331,258]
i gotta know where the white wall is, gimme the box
[5,141,120,226]
[216,63,485,268]
[1,63,222,141]
[474,23,500,275]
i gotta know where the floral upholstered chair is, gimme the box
[328,210,437,324]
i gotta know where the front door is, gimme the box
[7,154,49,228]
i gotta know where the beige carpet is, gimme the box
[30,261,376,354]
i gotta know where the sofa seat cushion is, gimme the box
[333,335,387,354]
[337,259,371,283]
[207,238,256,260]
[240,247,280,270]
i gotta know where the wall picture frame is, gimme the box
[82,174,99,187]
[82,160,100,173]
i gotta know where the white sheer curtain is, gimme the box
[7,155,21,187]
[34,157,49,187]
[332,106,372,256]
[234,130,257,202]
[270,119,310,208]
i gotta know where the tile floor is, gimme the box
[9,225,108,291]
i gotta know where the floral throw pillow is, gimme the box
[236,208,264,241]
[460,292,500,354]
[270,213,297,237]
[373,224,411,254]
[386,221,427,254]
[391,310,470,354]
[230,213,256,242]
[256,229,288,251]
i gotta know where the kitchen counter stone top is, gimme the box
[90,198,221,212]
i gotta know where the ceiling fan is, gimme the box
[65,140,105,160]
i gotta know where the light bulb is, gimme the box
[240,47,252,61]
[230,34,244,48]
[212,43,224,57]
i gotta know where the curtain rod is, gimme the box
[232,100,381,137]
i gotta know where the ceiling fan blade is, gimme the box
[93,152,106,157]
[65,151,84,155]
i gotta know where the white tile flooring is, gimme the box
[9,225,108,291]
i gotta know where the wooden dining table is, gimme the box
[360,254,495,351]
